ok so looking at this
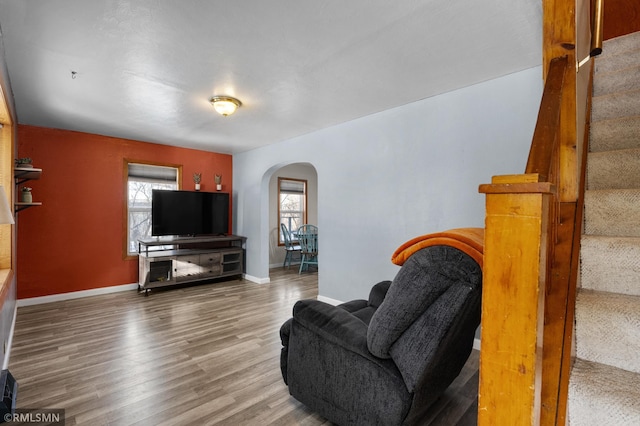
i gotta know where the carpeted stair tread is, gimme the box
[570,30,640,426]
[595,47,640,74]
[587,148,640,189]
[593,64,640,96]
[575,290,640,373]
[569,358,640,425]
[590,115,640,152]
[584,189,640,237]
[580,235,640,296]
[598,31,640,59]
[592,89,640,122]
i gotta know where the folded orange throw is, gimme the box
[391,227,484,268]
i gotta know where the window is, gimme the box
[126,162,179,255]
[278,178,307,245]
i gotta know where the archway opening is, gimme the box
[265,162,318,272]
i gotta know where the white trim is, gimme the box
[577,54,591,69]
[473,338,481,351]
[17,283,139,307]
[16,275,276,306]
[2,304,17,370]
[270,262,301,269]
[243,274,270,284]
[317,295,342,306]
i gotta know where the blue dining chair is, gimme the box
[297,224,318,274]
[281,223,301,268]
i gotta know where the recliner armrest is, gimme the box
[293,299,376,361]
[368,280,392,308]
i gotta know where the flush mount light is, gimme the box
[210,96,242,116]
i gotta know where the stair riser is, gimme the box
[571,31,640,426]
[569,359,640,426]
[580,236,640,296]
[590,116,640,152]
[599,31,640,59]
[587,149,640,190]
[584,190,640,237]
[593,65,640,96]
[592,90,640,122]
[575,291,640,374]
[595,48,640,74]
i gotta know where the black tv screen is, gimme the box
[151,190,229,236]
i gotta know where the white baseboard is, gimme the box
[269,262,301,269]
[243,274,270,284]
[316,295,342,306]
[473,338,481,351]
[17,283,139,307]
[17,274,276,306]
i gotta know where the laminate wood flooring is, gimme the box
[9,268,478,425]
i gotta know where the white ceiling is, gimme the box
[0,1,542,154]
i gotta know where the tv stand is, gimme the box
[137,235,246,295]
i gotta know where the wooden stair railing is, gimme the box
[590,0,604,56]
[477,55,571,425]
[476,0,599,424]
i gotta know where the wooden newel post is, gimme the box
[477,174,555,426]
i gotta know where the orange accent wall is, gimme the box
[16,125,233,299]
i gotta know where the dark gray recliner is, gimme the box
[279,245,482,425]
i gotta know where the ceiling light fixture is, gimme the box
[210,96,242,116]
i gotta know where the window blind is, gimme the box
[280,179,305,194]
[128,163,177,183]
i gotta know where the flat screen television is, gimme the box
[151,190,229,237]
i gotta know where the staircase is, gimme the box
[568,31,640,424]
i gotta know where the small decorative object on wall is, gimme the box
[193,173,202,191]
[215,174,222,191]
[21,187,32,203]
[15,157,33,168]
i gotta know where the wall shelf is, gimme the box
[14,166,43,212]
[15,202,43,212]
[14,167,42,185]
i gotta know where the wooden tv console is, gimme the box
[137,235,246,295]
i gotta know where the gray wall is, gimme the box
[268,163,318,267]
[234,66,543,301]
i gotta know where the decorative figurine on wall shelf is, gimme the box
[215,174,222,191]
[15,158,33,169]
[193,173,202,191]
[21,187,32,203]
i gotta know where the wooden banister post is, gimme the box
[478,174,555,425]
[543,0,577,203]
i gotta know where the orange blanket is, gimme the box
[391,227,484,268]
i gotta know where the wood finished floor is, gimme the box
[10,268,478,425]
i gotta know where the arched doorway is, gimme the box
[266,162,318,271]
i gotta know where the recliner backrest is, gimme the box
[367,245,482,390]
